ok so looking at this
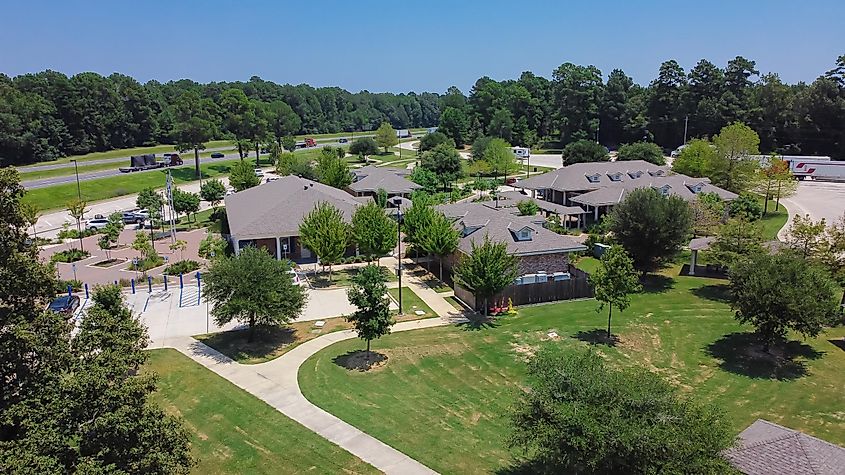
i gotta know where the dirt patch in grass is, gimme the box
[332,350,388,372]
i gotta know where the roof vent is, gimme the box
[303,185,308,190]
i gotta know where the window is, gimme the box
[689,182,706,193]
[586,173,600,183]
[628,171,644,179]
[608,172,622,181]
[518,228,532,240]
[648,169,666,177]
[654,184,671,196]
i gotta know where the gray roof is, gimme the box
[436,202,586,256]
[496,191,587,215]
[689,236,716,251]
[724,419,845,475]
[349,166,419,194]
[224,176,367,239]
[516,160,737,204]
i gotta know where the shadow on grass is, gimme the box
[640,274,675,293]
[457,315,500,331]
[829,339,845,352]
[691,284,733,304]
[197,326,296,362]
[495,458,565,475]
[573,329,619,347]
[705,332,824,380]
[332,350,387,372]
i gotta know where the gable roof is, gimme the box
[224,176,367,239]
[724,419,845,475]
[436,202,586,256]
[349,166,420,194]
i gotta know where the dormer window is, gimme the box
[608,172,622,182]
[689,182,706,193]
[586,173,600,183]
[519,229,531,240]
[654,184,671,196]
[628,170,644,179]
[648,169,666,177]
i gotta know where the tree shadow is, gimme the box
[197,326,297,362]
[332,350,388,372]
[828,339,845,352]
[705,332,824,380]
[691,284,733,304]
[640,274,675,293]
[573,329,619,347]
[457,315,500,331]
[496,458,564,475]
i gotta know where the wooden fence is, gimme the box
[454,264,593,311]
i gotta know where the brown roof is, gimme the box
[724,419,845,475]
[349,166,420,194]
[224,176,367,239]
[436,202,586,256]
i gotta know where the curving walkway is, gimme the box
[161,263,465,475]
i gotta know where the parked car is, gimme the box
[47,295,80,317]
[122,211,142,224]
[338,138,348,143]
[225,187,236,196]
[210,152,225,158]
[265,176,280,183]
[505,177,517,185]
[134,209,150,220]
[85,218,110,231]
[254,168,265,178]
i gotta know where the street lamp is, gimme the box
[391,197,403,315]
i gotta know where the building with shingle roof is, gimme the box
[724,419,845,475]
[516,160,737,224]
[348,165,419,197]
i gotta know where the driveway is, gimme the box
[778,180,845,239]
[299,287,356,322]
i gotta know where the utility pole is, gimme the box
[392,197,403,315]
[683,115,689,144]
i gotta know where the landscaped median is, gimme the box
[297,268,845,474]
[144,349,379,474]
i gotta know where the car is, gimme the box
[225,187,236,196]
[47,295,80,316]
[338,138,348,143]
[210,152,225,158]
[85,218,110,231]
[265,176,280,183]
[288,269,305,286]
[505,177,517,185]
[254,168,265,178]
[122,211,141,224]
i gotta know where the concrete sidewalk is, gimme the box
[166,317,448,475]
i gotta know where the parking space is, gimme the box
[779,180,845,238]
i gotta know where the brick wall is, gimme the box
[516,252,571,275]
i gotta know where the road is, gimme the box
[778,180,845,239]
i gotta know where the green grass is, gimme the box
[299,269,845,473]
[308,265,396,288]
[389,286,435,317]
[445,296,466,311]
[145,349,377,474]
[759,198,788,240]
[22,157,271,211]
[175,208,222,232]
[17,140,234,168]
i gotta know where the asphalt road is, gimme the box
[778,179,845,239]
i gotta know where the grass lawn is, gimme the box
[759,197,789,240]
[445,296,466,311]
[144,349,377,474]
[389,286,435,318]
[17,140,234,168]
[23,157,271,211]
[299,269,845,474]
[308,265,396,288]
[176,208,223,233]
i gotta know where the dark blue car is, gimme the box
[48,295,80,317]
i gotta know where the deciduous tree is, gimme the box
[672,138,716,177]
[616,141,665,165]
[711,122,761,193]
[316,149,352,189]
[420,142,463,190]
[298,202,350,278]
[374,121,398,152]
[171,188,200,223]
[200,178,226,209]
[351,202,397,263]
[204,246,306,342]
[346,264,394,356]
[708,218,764,268]
[349,136,379,160]
[418,131,454,153]
[228,159,260,191]
[172,90,217,178]
[418,211,459,281]
[453,236,518,315]
[561,139,609,165]
[589,245,642,338]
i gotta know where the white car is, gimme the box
[225,187,236,196]
[85,218,110,231]
[265,176,279,183]
[254,168,265,178]
[288,269,305,286]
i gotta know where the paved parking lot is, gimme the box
[779,180,845,238]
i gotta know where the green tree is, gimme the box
[97,212,124,260]
[438,106,470,147]
[375,188,388,208]
[19,201,39,241]
[172,90,217,178]
[561,139,609,165]
[351,201,397,264]
[136,187,164,232]
[516,200,539,216]
[609,187,692,272]
[708,218,764,268]
[509,347,734,474]
[418,211,460,281]
[198,233,227,260]
[266,100,301,149]
[200,178,226,209]
[551,63,603,144]
[298,202,350,279]
[785,214,828,259]
[374,121,398,153]
[589,245,642,338]
[754,156,797,214]
[204,246,306,342]
[730,252,840,351]
[616,141,665,165]
[418,131,454,154]
[420,142,464,191]
[220,88,254,159]
[228,159,260,191]
[66,198,87,251]
[728,193,763,220]
[349,137,379,160]
[345,264,395,356]
[672,138,717,177]
[316,149,352,189]
[485,137,518,179]
[409,167,440,194]
[470,135,495,161]
[453,236,518,316]
[403,193,436,255]
[275,151,316,179]
[711,122,761,193]
[281,135,297,152]
[171,188,201,223]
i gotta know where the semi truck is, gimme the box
[790,158,845,181]
[395,129,412,138]
[295,138,317,149]
[118,153,182,173]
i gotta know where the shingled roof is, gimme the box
[349,165,420,194]
[724,419,845,475]
[224,176,367,239]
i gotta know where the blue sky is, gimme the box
[2,0,843,93]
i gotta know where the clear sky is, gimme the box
[2,0,843,94]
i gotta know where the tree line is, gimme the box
[437,55,845,159]
[0,72,441,165]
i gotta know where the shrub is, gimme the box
[164,259,202,275]
[57,226,97,240]
[56,279,83,293]
[50,248,90,263]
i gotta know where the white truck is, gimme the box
[789,158,845,181]
[512,147,530,159]
[395,129,412,138]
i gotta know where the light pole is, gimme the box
[392,197,403,315]
[70,159,85,251]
